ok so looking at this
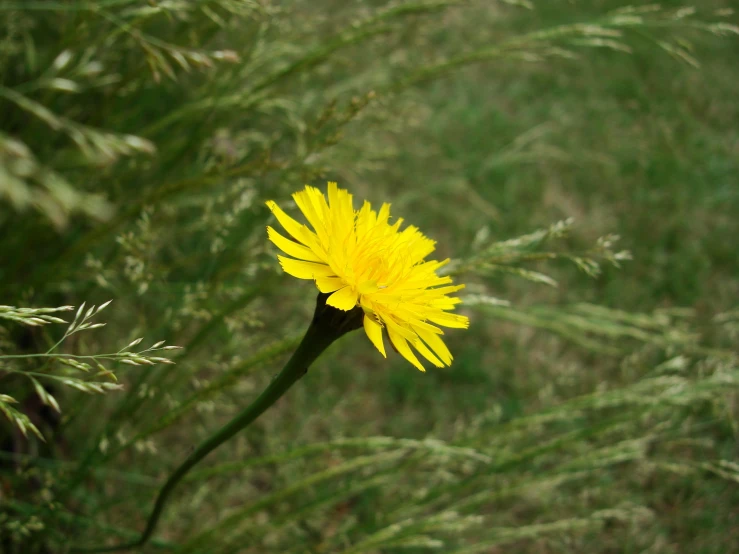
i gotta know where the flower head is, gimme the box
[266,183,469,371]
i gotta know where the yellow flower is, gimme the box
[266,182,469,371]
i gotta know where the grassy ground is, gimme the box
[1,1,738,553]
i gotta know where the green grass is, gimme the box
[1,1,738,553]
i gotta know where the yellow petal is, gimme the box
[427,311,470,329]
[363,314,386,358]
[377,202,391,226]
[358,280,378,295]
[427,284,466,296]
[265,200,315,246]
[316,276,345,293]
[406,274,453,288]
[326,286,359,311]
[430,298,463,310]
[293,188,329,245]
[416,327,453,366]
[408,319,444,335]
[355,201,374,239]
[278,256,335,280]
[386,326,425,372]
[327,181,340,209]
[307,187,332,233]
[412,337,444,368]
[383,317,418,342]
[267,226,323,262]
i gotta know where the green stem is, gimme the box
[71,294,363,552]
[1,353,125,360]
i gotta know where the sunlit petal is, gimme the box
[363,314,386,358]
[386,326,425,372]
[278,256,335,280]
[326,286,359,311]
[267,227,324,262]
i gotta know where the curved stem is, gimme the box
[72,294,363,552]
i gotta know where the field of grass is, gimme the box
[1,1,738,553]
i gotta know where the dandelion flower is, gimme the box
[266,183,469,371]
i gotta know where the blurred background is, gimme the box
[1,1,738,553]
